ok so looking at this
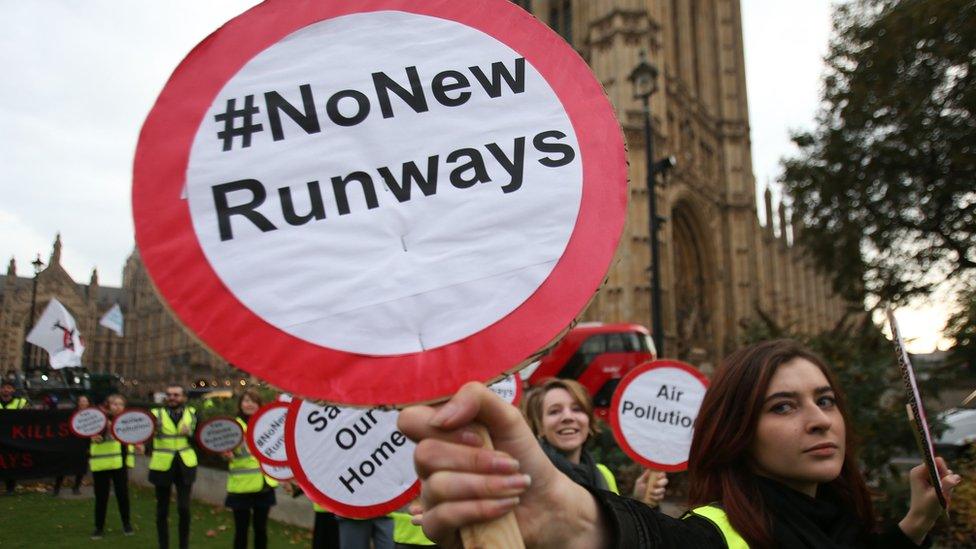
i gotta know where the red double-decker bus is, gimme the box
[524,322,656,418]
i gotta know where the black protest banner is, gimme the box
[0,410,88,480]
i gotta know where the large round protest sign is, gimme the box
[609,360,709,472]
[488,372,522,406]
[246,402,289,466]
[286,399,419,518]
[111,409,156,444]
[70,408,107,438]
[196,417,245,453]
[132,0,627,405]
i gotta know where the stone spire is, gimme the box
[88,268,100,301]
[50,233,62,265]
[4,257,14,287]
[778,201,789,244]
[791,211,805,242]
[763,185,774,238]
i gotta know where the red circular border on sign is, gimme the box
[110,409,156,445]
[195,417,244,454]
[284,399,420,519]
[133,0,628,405]
[246,402,290,466]
[609,360,710,472]
[70,408,108,438]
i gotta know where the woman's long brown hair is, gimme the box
[687,340,875,548]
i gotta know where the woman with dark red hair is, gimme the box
[399,339,962,548]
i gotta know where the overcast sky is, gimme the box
[0,1,950,352]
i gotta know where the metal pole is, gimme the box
[644,95,665,358]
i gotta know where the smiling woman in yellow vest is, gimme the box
[149,384,197,549]
[521,378,633,497]
[89,394,134,539]
[223,389,278,549]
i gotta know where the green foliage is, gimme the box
[931,446,976,545]
[946,284,976,373]
[781,0,976,306]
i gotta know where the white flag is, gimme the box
[99,303,124,336]
[26,298,85,369]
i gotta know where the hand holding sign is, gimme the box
[134,0,627,544]
[886,309,950,514]
[609,360,709,472]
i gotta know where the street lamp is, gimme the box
[629,51,665,357]
[21,254,45,373]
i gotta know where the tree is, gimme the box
[946,283,976,372]
[781,0,976,307]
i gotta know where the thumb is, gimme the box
[399,382,559,489]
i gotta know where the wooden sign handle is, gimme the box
[642,468,664,508]
[460,424,525,549]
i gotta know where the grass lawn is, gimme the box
[0,482,312,548]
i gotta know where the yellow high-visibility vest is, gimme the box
[685,504,749,549]
[596,463,619,495]
[391,511,435,546]
[89,437,135,471]
[0,397,28,410]
[148,406,198,471]
[226,417,279,494]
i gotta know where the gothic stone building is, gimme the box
[525,0,850,370]
[1,0,850,389]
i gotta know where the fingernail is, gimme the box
[505,474,531,489]
[492,456,520,473]
[459,429,483,446]
[430,403,460,427]
[496,497,520,510]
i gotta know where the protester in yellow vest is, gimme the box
[522,378,650,498]
[148,384,197,549]
[222,389,278,549]
[403,341,962,548]
[0,381,28,410]
[89,394,135,539]
[1,380,29,495]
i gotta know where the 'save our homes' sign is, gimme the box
[132,0,627,406]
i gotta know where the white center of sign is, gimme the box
[200,419,244,453]
[616,366,706,467]
[293,401,417,508]
[251,406,288,463]
[185,11,582,355]
[113,410,155,444]
[72,408,106,437]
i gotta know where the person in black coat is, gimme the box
[399,340,962,548]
